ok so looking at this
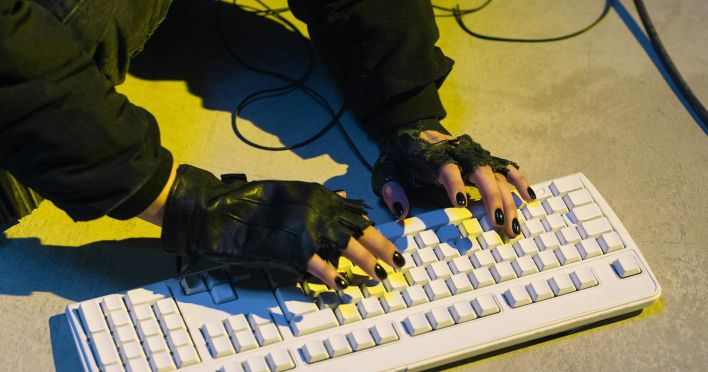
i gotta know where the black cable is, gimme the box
[433,0,493,18]
[633,0,708,128]
[452,0,613,43]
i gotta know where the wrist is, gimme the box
[138,161,178,226]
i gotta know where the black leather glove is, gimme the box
[161,165,372,275]
[371,120,519,197]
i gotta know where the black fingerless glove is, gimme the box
[372,119,519,196]
[161,165,372,275]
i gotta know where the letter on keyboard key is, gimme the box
[468,267,495,289]
[548,274,576,296]
[174,344,200,368]
[357,297,385,319]
[324,334,352,357]
[371,321,399,345]
[612,256,642,278]
[243,356,270,372]
[91,331,121,369]
[231,330,259,352]
[571,267,598,289]
[504,287,532,308]
[79,301,108,335]
[402,285,429,307]
[266,349,295,371]
[347,328,376,351]
[290,309,339,336]
[149,350,176,372]
[526,280,554,302]
[302,340,329,363]
[598,231,624,253]
[403,313,432,336]
[578,217,612,239]
[471,295,500,317]
[449,301,477,323]
[426,307,455,330]
[255,322,282,346]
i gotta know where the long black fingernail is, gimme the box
[393,202,404,217]
[494,208,505,225]
[392,251,406,267]
[374,263,388,280]
[456,192,466,207]
[334,276,348,290]
[527,187,537,200]
[512,218,520,235]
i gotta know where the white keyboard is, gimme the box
[66,173,661,372]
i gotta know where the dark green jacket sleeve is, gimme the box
[0,0,172,221]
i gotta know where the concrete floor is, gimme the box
[1,0,707,370]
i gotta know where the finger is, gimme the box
[357,226,406,270]
[494,173,521,237]
[306,254,349,290]
[437,163,468,207]
[469,165,505,227]
[504,166,536,202]
[342,236,388,281]
[381,181,410,221]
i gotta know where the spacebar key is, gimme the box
[289,309,339,337]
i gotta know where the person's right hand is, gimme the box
[160,165,405,290]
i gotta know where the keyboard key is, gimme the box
[209,282,237,304]
[324,334,352,358]
[159,313,185,334]
[231,329,259,352]
[125,288,164,309]
[402,285,429,307]
[255,322,282,346]
[338,285,364,305]
[490,262,517,283]
[202,320,228,344]
[113,325,139,347]
[347,328,376,351]
[426,307,455,330]
[598,231,624,253]
[130,304,153,325]
[512,255,539,277]
[492,245,517,262]
[535,232,561,251]
[174,344,200,368]
[612,256,642,278]
[125,357,151,372]
[301,281,329,298]
[204,270,228,290]
[504,287,533,308]
[106,308,130,332]
[119,340,145,363]
[449,301,477,323]
[224,314,250,336]
[370,321,399,344]
[470,250,495,269]
[414,229,440,249]
[403,313,432,336]
[549,175,583,196]
[543,196,569,215]
[334,303,362,325]
[521,219,545,238]
[557,226,582,245]
[137,318,162,341]
[434,242,461,262]
[563,188,593,209]
[243,356,269,372]
[404,266,430,286]
[533,250,561,271]
[436,224,462,243]
[413,247,438,266]
[290,309,339,336]
[468,267,495,289]
[424,279,452,301]
[361,280,386,298]
[226,266,252,283]
[301,340,329,363]
[383,272,408,292]
[381,291,407,313]
[471,295,500,317]
[548,273,576,296]
[393,235,418,253]
[542,213,567,232]
[79,301,108,335]
[449,256,474,274]
[166,328,191,350]
[219,362,244,372]
[455,237,481,256]
[145,334,169,355]
[357,297,385,318]
[526,280,554,302]
[248,313,274,328]
[521,203,546,220]
[578,217,612,239]
[266,349,295,372]
[91,331,121,369]
[568,203,603,224]
[154,298,178,320]
[149,350,176,372]
[275,285,319,321]
[101,295,126,314]
[398,252,416,272]
[571,267,599,289]
[555,244,582,265]
[459,218,483,238]
[577,239,603,259]
[180,275,206,296]
[529,183,552,201]
[478,230,503,250]
[513,238,539,257]
[446,273,473,295]
[427,261,453,280]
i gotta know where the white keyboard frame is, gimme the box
[66,173,661,372]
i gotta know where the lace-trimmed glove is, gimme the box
[161,165,372,275]
[372,122,519,201]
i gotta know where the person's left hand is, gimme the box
[371,127,536,238]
